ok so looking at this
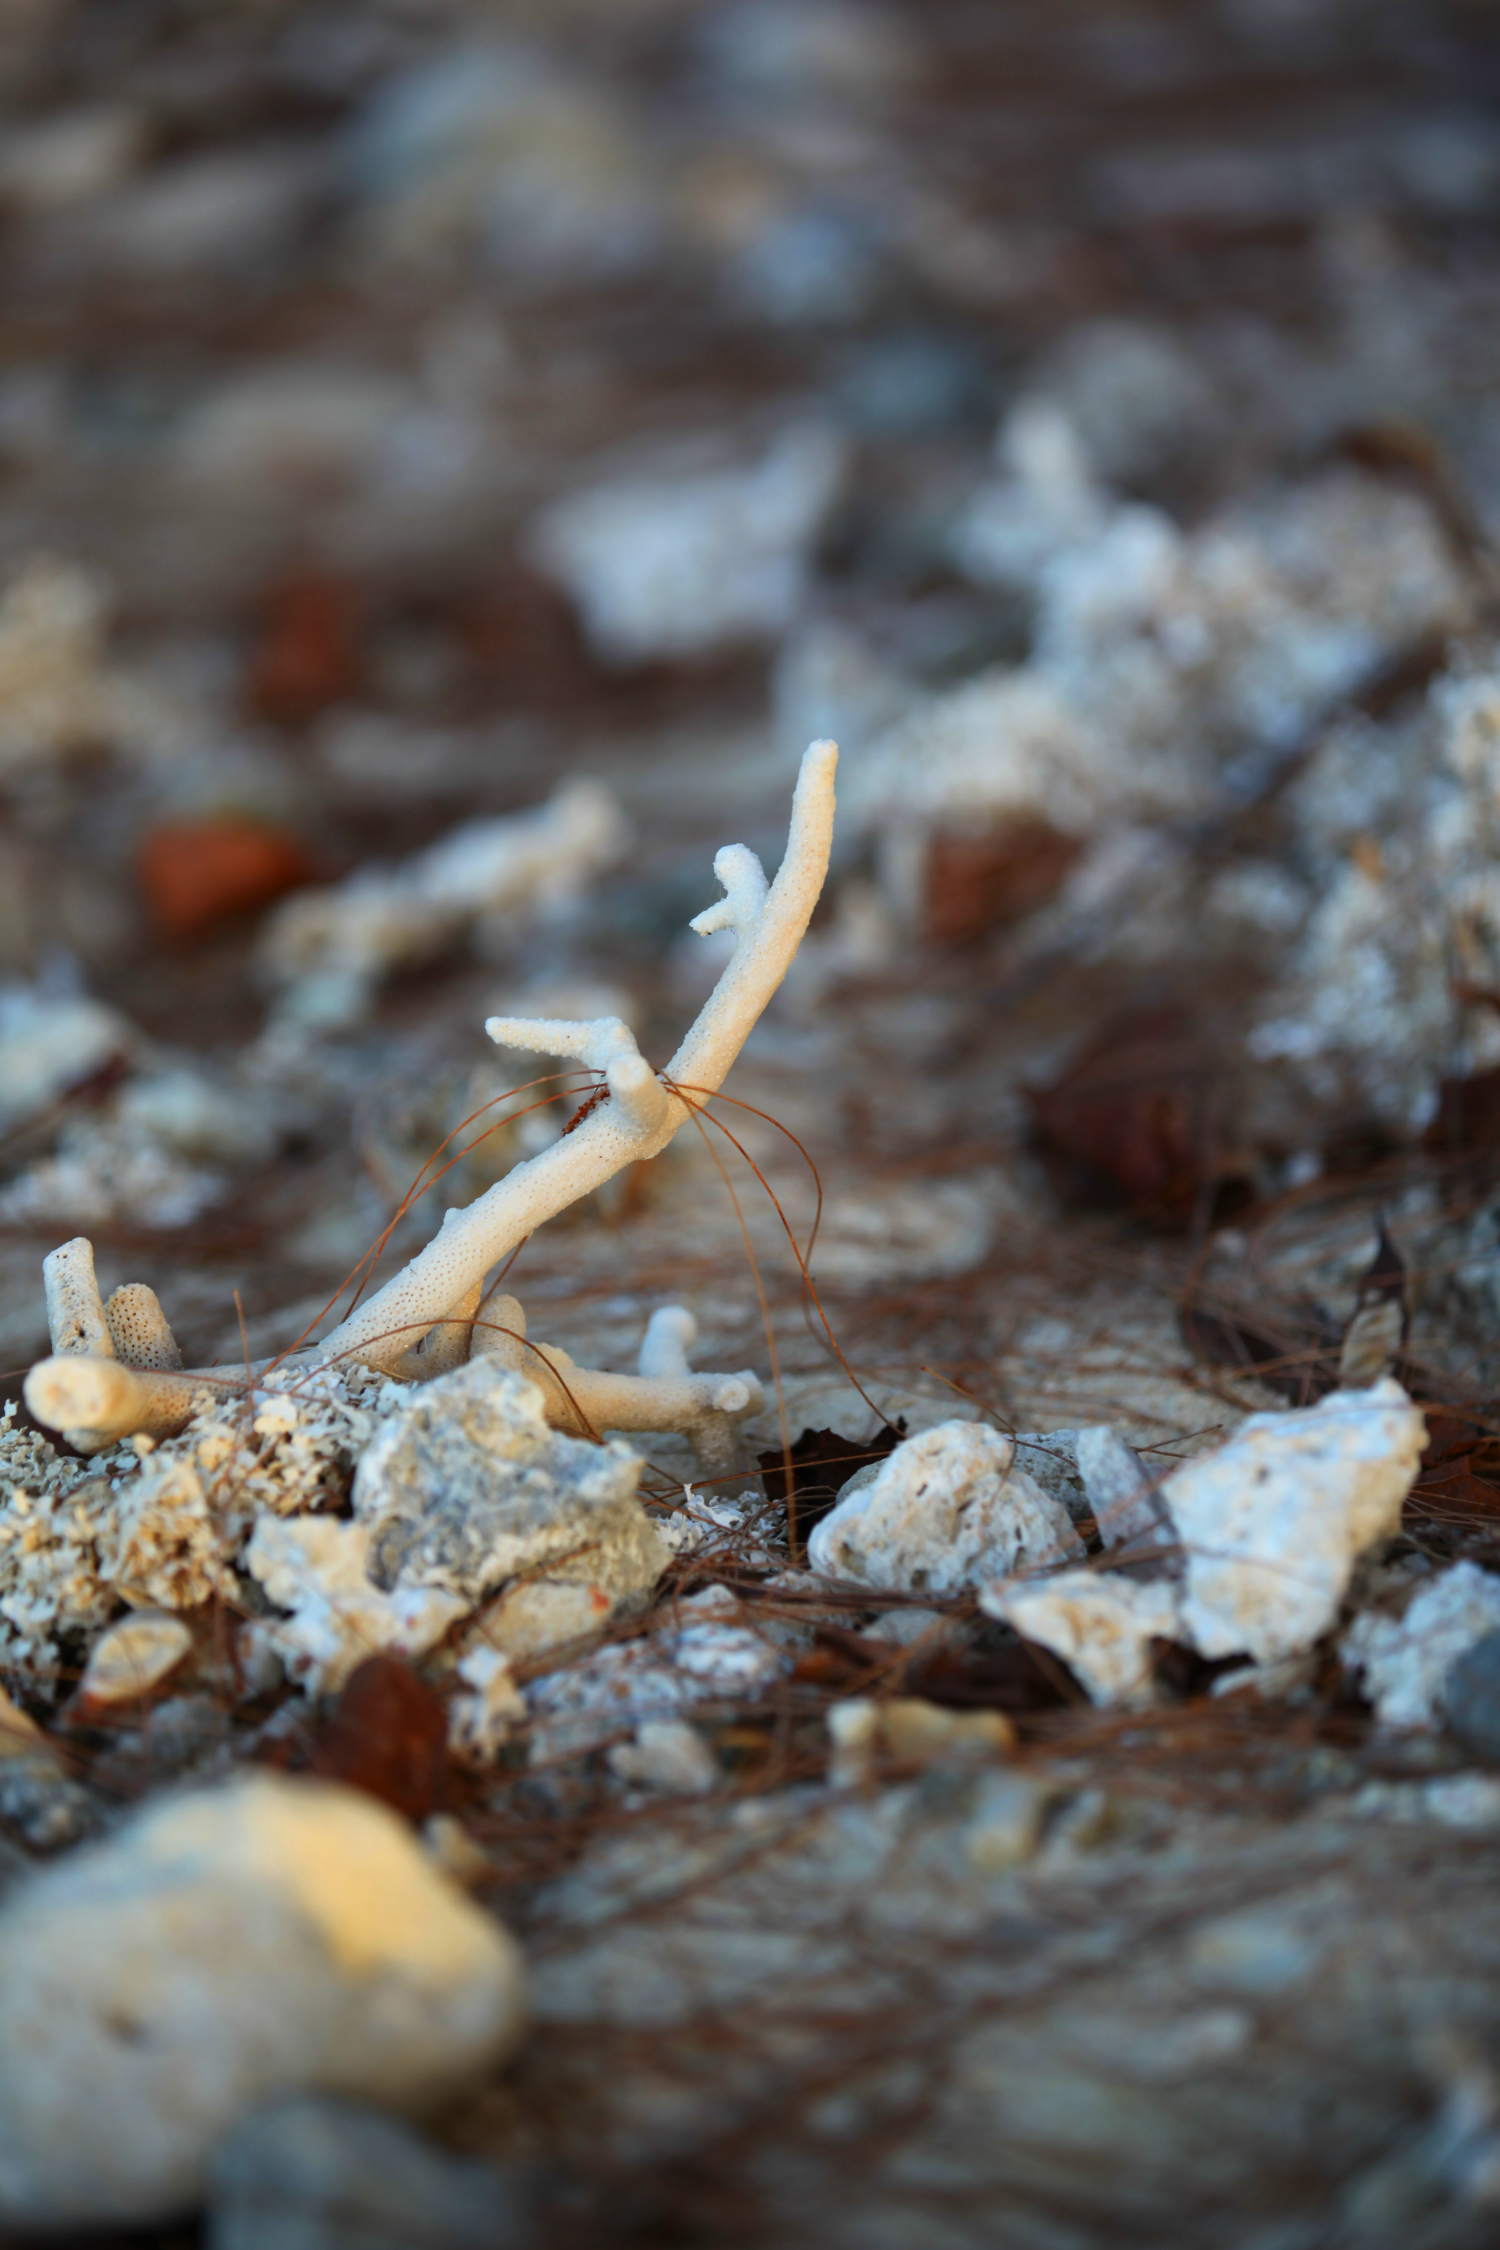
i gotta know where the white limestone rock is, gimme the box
[0,1773,525,2228]
[866,464,1469,942]
[1007,1425,1170,1552]
[353,1362,669,1659]
[1245,659,1500,1137]
[982,1569,1182,1709]
[244,1517,467,1698]
[0,1121,226,1230]
[1006,1430,1090,1522]
[1342,1560,1500,1730]
[529,426,845,664]
[806,1421,1083,1621]
[448,1646,527,1765]
[1163,1380,1425,1663]
[0,980,130,1136]
[608,1718,719,1796]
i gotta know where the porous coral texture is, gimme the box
[0,1366,383,1683]
[353,1362,668,1639]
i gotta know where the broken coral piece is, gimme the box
[75,1611,193,1711]
[807,1419,1083,1641]
[607,1718,719,1795]
[448,1647,527,1766]
[1163,1380,1425,1664]
[474,1295,762,1476]
[312,736,837,1379]
[244,1515,466,1697]
[826,1695,1015,1787]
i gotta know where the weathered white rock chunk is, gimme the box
[1342,1559,1500,1730]
[448,1646,527,1765]
[807,1420,1083,1624]
[354,1362,669,1660]
[529,426,845,664]
[608,1719,719,1796]
[0,982,130,1136]
[1163,1380,1425,1663]
[261,779,626,1027]
[982,1568,1182,1708]
[0,1773,525,2228]
[244,1517,467,1697]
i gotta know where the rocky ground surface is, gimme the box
[6,1,1500,2245]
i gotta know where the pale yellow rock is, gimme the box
[828,1695,1015,1786]
[77,1610,192,1706]
[0,1773,526,2228]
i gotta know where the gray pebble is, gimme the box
[1443,1626,1500,1764]
[207,2095,531,2250]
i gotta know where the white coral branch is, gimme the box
[24,1354,209,1455]
[316,737,836,1376]
[473,1295,762,1476]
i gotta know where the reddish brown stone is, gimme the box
[307,1654,450,1824]
[1028,1007,1209,1230]
[460,562,592,708]
[138,818,313,941]
[924,822,1082,946]
[247,570,361,723]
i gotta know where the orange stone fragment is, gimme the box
[138,817,313,940]
[246,569,361,723]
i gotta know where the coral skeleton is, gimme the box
[22,741,838,1474]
